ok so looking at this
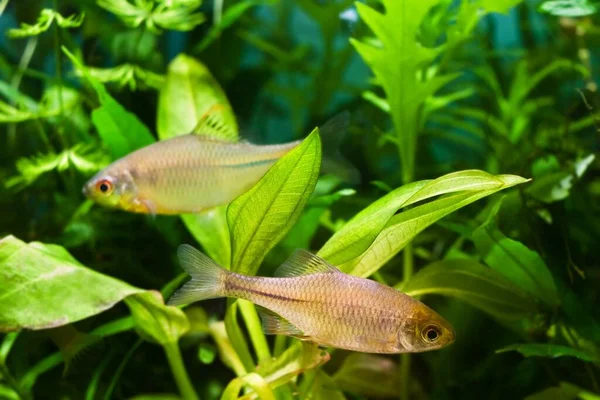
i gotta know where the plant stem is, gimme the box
[0,361,32,400]
[400,243,414,399]
[163,342,199,400]
[238,300,271,362]
[53,0,64,117]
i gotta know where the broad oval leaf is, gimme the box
[318,170,513,266]
[0,235,143,331]
[402,259,537,320]
[157,54,237,141]
[473,216,560,309]
[124,291,190,345]
[496,343,599,363]
[157,54,236,267]
[227,129,321,275]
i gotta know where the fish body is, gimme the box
[168,245,455,354]
[83,112,359,215]
[83,135,297,214]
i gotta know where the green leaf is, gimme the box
[228,129,321,275]
[195,1,266,52]
[0,235,143,332]
[539,0,598,17]
[526,382,600,400]
[332,353,399,397]
[81,64,165,91]
[496,343,599,362]
[157,54,236,267]
[402,259,537,320]
[7,9,84,38]
[473,207,560,308]
[480,0,524,13]
[63,47,155,159]
[124,291,190,345]
[318,170,528,271]
[157,54,238,141]
[351,0,456,183]
[97,0,205,33]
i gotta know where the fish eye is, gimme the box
[422,325,441,343]
[95,179,114,195]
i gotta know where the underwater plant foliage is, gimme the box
[0,0,599,399]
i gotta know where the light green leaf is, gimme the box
[0,235,143,332]
[402,259,537,319]
[539,0,598,17]
[124,291,190,345]
[181,207,231,268]
[81,64,165,91]
[319,170,527,268]
[157,54,236,267]
[228,130,321,275]
[473,208,560,308]
[7,9,84,38]
[496,343,599,362]
[97,0,205,33]
[340,173,528,277]
[480,0,524,13]
[332,353,399,398]
[63,47,155,159]
[221,373,275,400]
[157,54,237,141]
[351,0,456,183]
[526,382,600,400]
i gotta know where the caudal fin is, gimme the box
[167,245,227,306]
[319,111,362,185]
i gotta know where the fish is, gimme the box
[82,112,359,215]
[168,245,455,354]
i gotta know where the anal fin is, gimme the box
[256,306,304,337]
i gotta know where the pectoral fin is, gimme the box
[256,306,305,337]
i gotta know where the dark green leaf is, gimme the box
[403,259,537,319]
[496,343,599,362]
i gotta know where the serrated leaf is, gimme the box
[0,235,143,332]
[124,291,190,345]
[496,343,599,362]
[7,9,84,38]
[351,0,456,182]
[228,130,321,275]
[403,259,537,319]
[473,210,560,308]
[318,170,528,268]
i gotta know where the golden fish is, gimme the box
[82,113,358,215]
[168,245,455,354]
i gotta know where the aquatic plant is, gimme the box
[0,1,599,399]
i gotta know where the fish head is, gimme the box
[396,301,455,353]
[83,163,140,211]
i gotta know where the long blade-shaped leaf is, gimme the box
[496,343,599,362]
[338,173,528,277]
[319,170,527,267]
[228,130,321,275]
[403,259,537,320]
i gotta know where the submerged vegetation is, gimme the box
[0,0,599,399]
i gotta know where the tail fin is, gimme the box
[167,244,228,306]
[319,111,362,185]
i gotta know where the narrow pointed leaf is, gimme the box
[228,130,321,275]
[403,259,537,320]
[319,170,528,270]
[497,343,599,362]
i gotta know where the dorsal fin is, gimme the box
[192,106,238,142]
[275,249,339,277]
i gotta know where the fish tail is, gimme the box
[167,244,229,306]
[319,111,362,185]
